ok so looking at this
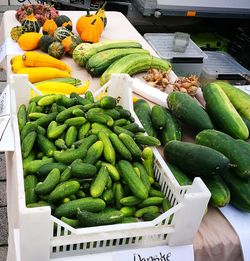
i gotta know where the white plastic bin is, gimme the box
[144,33,207,76]
[7,74,210,261]
[200,51,250,85]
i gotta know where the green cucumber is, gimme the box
[133,162,151,192]
[218,81,250,121]
[142,147,154,180]
[101,162,120,181]
[27,101,36,115]
[48,180,80,203]
[138,197,164,208]
[164,140,231,177]
[77,208,123,227]
[71,162,97,178]
[118,133,142,158]
[65,126,78,147]
[167,91,214,132]
[70,93,92,106]
[115,106,131,119]
[55,95,77,108]
[28,112,47,120]
[135,206,160,218]
[83,140,103,164]
[134,134,161,147]
[162,198,171,212]
[142,212,161,221]
[203,175,230,207]
[98,131,116,165]
[222,171,250,212]
[64,117,87,126]
[85,110,114,127]
[195,129,250,179]
[21,131,37,158]
[35,112,58,127]
[47,121,67,139]
[109,133,132,161]
[21,122,37,141]
[122,217,138,223]
[17,104,27,132]
[102,189,114,205]
[103,109,121,120]
[84,91,95,103]
[167,163,192,186]
[78,122,91,139]
[27,201,51,208]
[117,160,148,199]
[61,217,79,228]
[56,105,84,122]
[91,122,113,135]
[55,197,106,218]
[114,119,130,126]
[158,109,182,146]
[134,99,156,137]
[55,139,67,149]
[37,134,56,157]
[114,183,124,210]
[72,108,85,117]
[120,206,136,217]
[122,123,145,133]
[90,166,109,198]
[100,96,117,109]
[24,175,38,204]
[38,162,67,177]
[203,83,248,140]
[54,134,98,164]
[24,158,54,174]
[149,188,164,198]
[151,105,166,130]
[113,126,135,137]
[120,196,142,206]
[38,95,56,106]
[35,168,60,195]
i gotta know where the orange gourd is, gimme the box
[76,10,104,42]
[42,18,58,36]
[80,18,103,43]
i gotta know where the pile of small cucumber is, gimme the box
[19,91,172,228]
[134,81,250,212]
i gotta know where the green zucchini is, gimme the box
[164,140,231,177]
[203,82,249,140]
[86,48,149,76]
[100,54,171,86]
[195,129,250,179]
[73,40,142,67]
[167,91,214,132]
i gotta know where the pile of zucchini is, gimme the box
[72,40,172,86]
[134,81,250,212]
[19,91,174,228]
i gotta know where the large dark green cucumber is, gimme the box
[203,82,249,140]
[222,171,250,212]
[203,175,230,207]
[167,91,214,132]
[164,140,231,177]
[158,108,182,146]
[195,129,250,179]
[77,209,124,227]
[100,54,171,86]
[117,160,148,199]
[134,99,156,137]
[217,81,250,121]
[86,48,149,76]
[167,163,192,186]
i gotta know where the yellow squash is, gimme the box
[17,67,71,83]
[17,32,42,51]
[22,51,71,72]
[36,80,90,95]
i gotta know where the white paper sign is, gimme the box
[220,205,250,261]
[113,245,194,261]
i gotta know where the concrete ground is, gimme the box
[0,10,8,261]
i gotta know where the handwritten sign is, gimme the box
[113,245,194,261]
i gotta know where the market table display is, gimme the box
[0,9,246,261]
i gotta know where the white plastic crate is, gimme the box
[6,73,210,261]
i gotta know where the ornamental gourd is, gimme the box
[48,42,65,59]
[42,18,58,36]
[76,11,104,42]
[39,35,57,53]
[61,35,82,56]
[18,32,42,51]
[54,27,73,42]
[21,11,41,33]
[54,15,73,31]
[95,1,107,27]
